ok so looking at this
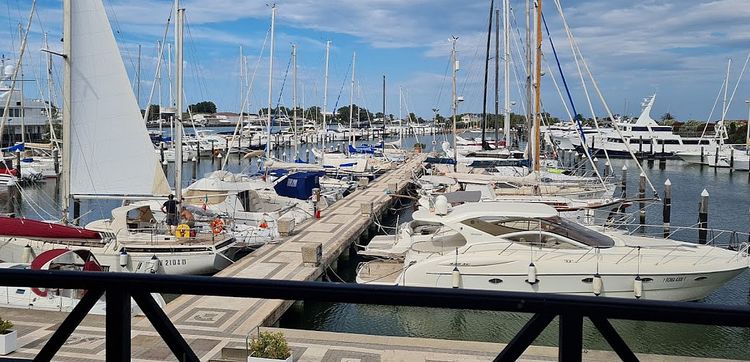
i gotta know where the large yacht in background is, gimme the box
[552,95,724,158]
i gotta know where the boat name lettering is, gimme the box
[164,259,188,266]
[663,276,685,283]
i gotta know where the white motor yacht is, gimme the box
[357,199,749,301]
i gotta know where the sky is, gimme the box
[2,0,750,122]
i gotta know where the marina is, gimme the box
[0,0,749,361]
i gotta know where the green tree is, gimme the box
[188,101,217,114]
[661,112,675,122]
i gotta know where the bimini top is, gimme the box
[413,201,558,224]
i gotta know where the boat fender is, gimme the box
[149,255,161,274]
[526,263,538,285]
[592,274,603,296]
[22,244,33,264]
[634,276,643,299]
[119,250,129,268]
[452,266,461,288]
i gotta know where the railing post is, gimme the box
[107,288,131,362]
[558,313,583,361]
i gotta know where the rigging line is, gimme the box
[554,0,656,195]
[184,17,209,101]
[700,79,726,139]
[541,12,585,147]
[274,51,293,112]
[721,51,750,123]
[103,0,138,82]
[540,13,603,184]
[142,7,174,122]
[553,0,612,171]
[433,56,452,111]
[331,61,352,122]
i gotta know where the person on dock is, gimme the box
[161,194,180,234]
[180,206,195,228]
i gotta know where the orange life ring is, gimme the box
[211,218,224,234]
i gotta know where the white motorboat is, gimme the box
[357,199,749,301]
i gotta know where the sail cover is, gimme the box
[69,0,170,197]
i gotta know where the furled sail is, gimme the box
[68,0,169,197]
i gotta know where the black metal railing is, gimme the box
[1,269,749,362]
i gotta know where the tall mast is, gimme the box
[157,40,163,137]
[533,0,542,172]
[175,2,184,201]
[322,40,330,165]
[481,0,494,150]
[451,37,459,172]
[349,52,356,147]
[525,0,533,164]
[266,4,276,159]
[494,8,500,147]
[18,25,25,144]
[44,32,58,147]
[62,0,72,219]
[292,44,298,159]
[503,0,511,147]
[382,75,386,146]
[720,59,730,147]
[136,43,141,109]
[399,86,403,146]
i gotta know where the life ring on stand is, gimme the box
[175,224,191,238]
[211,218,224,234]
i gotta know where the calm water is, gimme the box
[3,131,749,359]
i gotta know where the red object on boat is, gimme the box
[0,168,18,176]
[0,217,101,240]
[30,249,103,297]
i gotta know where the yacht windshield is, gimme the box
[542,216,614,248]
[460,216,614,248]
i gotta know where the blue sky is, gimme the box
[2,0,750,122]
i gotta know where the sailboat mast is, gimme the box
[382,75,386,146]
[292,44,298,160]
[503,0,511,147]
[349,52,356,147]
[494,8,500,147]
[136,44,141,109]
[266,4,276,159]
[62,0,72,219]
[44,32,58,148]
[481,0,494,150]
[18,25,25,144]
[533,0,542,172]
[451,37,459,172]
[322,40,330,165]
[175,3,184,201]
[399,86,403,146]
[525,0,532,163]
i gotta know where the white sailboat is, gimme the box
[0,0,239,275]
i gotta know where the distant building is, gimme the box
[0,63,53,147]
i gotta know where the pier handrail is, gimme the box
[2,269,750,361]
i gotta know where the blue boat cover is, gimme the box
[273,171,325,200]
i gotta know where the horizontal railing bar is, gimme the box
[1,269,749,328]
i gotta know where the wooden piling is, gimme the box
[663,179,671,238]
[638,173,646,226]
[698,189,709,244]
[620,165,628,198]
